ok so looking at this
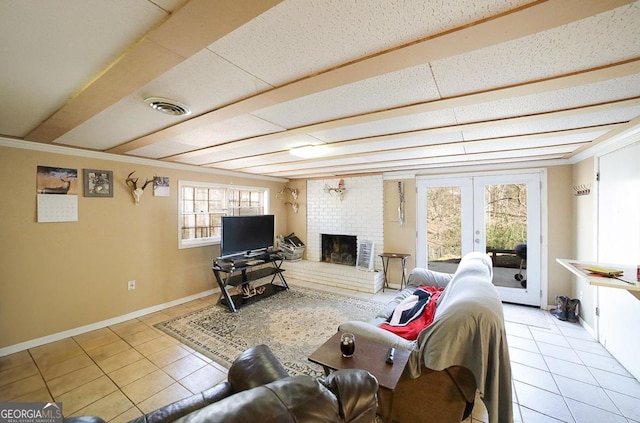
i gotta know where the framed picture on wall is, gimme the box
[84,169,113,197]
[154,176,170,197]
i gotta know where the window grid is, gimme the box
[179,184,266,246]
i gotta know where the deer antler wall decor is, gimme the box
[285,201,299,213]
[278,185,300,212]
[276,185,299,200]
[125,171,154,204]
[324,178,346,200]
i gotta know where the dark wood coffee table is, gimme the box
[308,331,410,422]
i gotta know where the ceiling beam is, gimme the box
[566,114,640,159]
[221,123,622,175]
[106,0,634,155]
[25,0,284,143]
[164,63,640,164]
[247,148,580,178]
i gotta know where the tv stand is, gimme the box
[212,251,288,312]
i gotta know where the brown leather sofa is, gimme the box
[65,344,379,423]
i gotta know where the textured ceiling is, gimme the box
[1,0,639,179]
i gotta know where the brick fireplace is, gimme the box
[321,234,357,266]
[281,175,385,293]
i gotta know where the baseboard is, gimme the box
[0,289,217,358]
[579,318,597,340]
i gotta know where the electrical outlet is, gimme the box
[128,280,136,290]
[579,290,583,301]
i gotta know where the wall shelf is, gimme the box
[557,259,640,292]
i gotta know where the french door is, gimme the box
[417,172,542,306]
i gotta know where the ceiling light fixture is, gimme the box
[144,97,192,116]
[289,144,329,159]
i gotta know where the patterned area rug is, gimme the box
[155,285,384,377]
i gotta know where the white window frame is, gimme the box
[178,180,270,249]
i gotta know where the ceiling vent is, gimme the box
[144,97,191,116]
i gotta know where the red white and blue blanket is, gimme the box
[378,286,444,340]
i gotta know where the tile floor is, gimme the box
[1,279,639,422]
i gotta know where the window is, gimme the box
[178,181,268,248]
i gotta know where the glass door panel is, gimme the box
[426,186,462,274]
[418,173,541,306]
[416,177,472,271]
[474,174,541,306]
[482,183,528,290]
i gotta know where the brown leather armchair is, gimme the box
[65,344,379,423]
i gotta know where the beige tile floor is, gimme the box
[0,295,226,422]
[1,279,639,423]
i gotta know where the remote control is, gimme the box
[386,347,395,364]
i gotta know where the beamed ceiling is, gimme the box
[1,0,639,179]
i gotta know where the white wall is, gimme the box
[596,139,640,381]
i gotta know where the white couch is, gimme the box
[339,252,513,423]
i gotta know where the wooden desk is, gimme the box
[556,259,640,292]
[308,331,410,422]
[379,252,410,291]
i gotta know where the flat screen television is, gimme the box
[220,214,275,258]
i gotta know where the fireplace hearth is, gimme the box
[321,234,357,266]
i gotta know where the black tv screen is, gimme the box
[220,215,275,258]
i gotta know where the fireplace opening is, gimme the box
[321,234,357,266]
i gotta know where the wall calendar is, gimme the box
[36,166,79,223]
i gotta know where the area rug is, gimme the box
[155,285,384,377]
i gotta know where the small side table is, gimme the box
[379,252,410,292]
[308,331,410,423]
